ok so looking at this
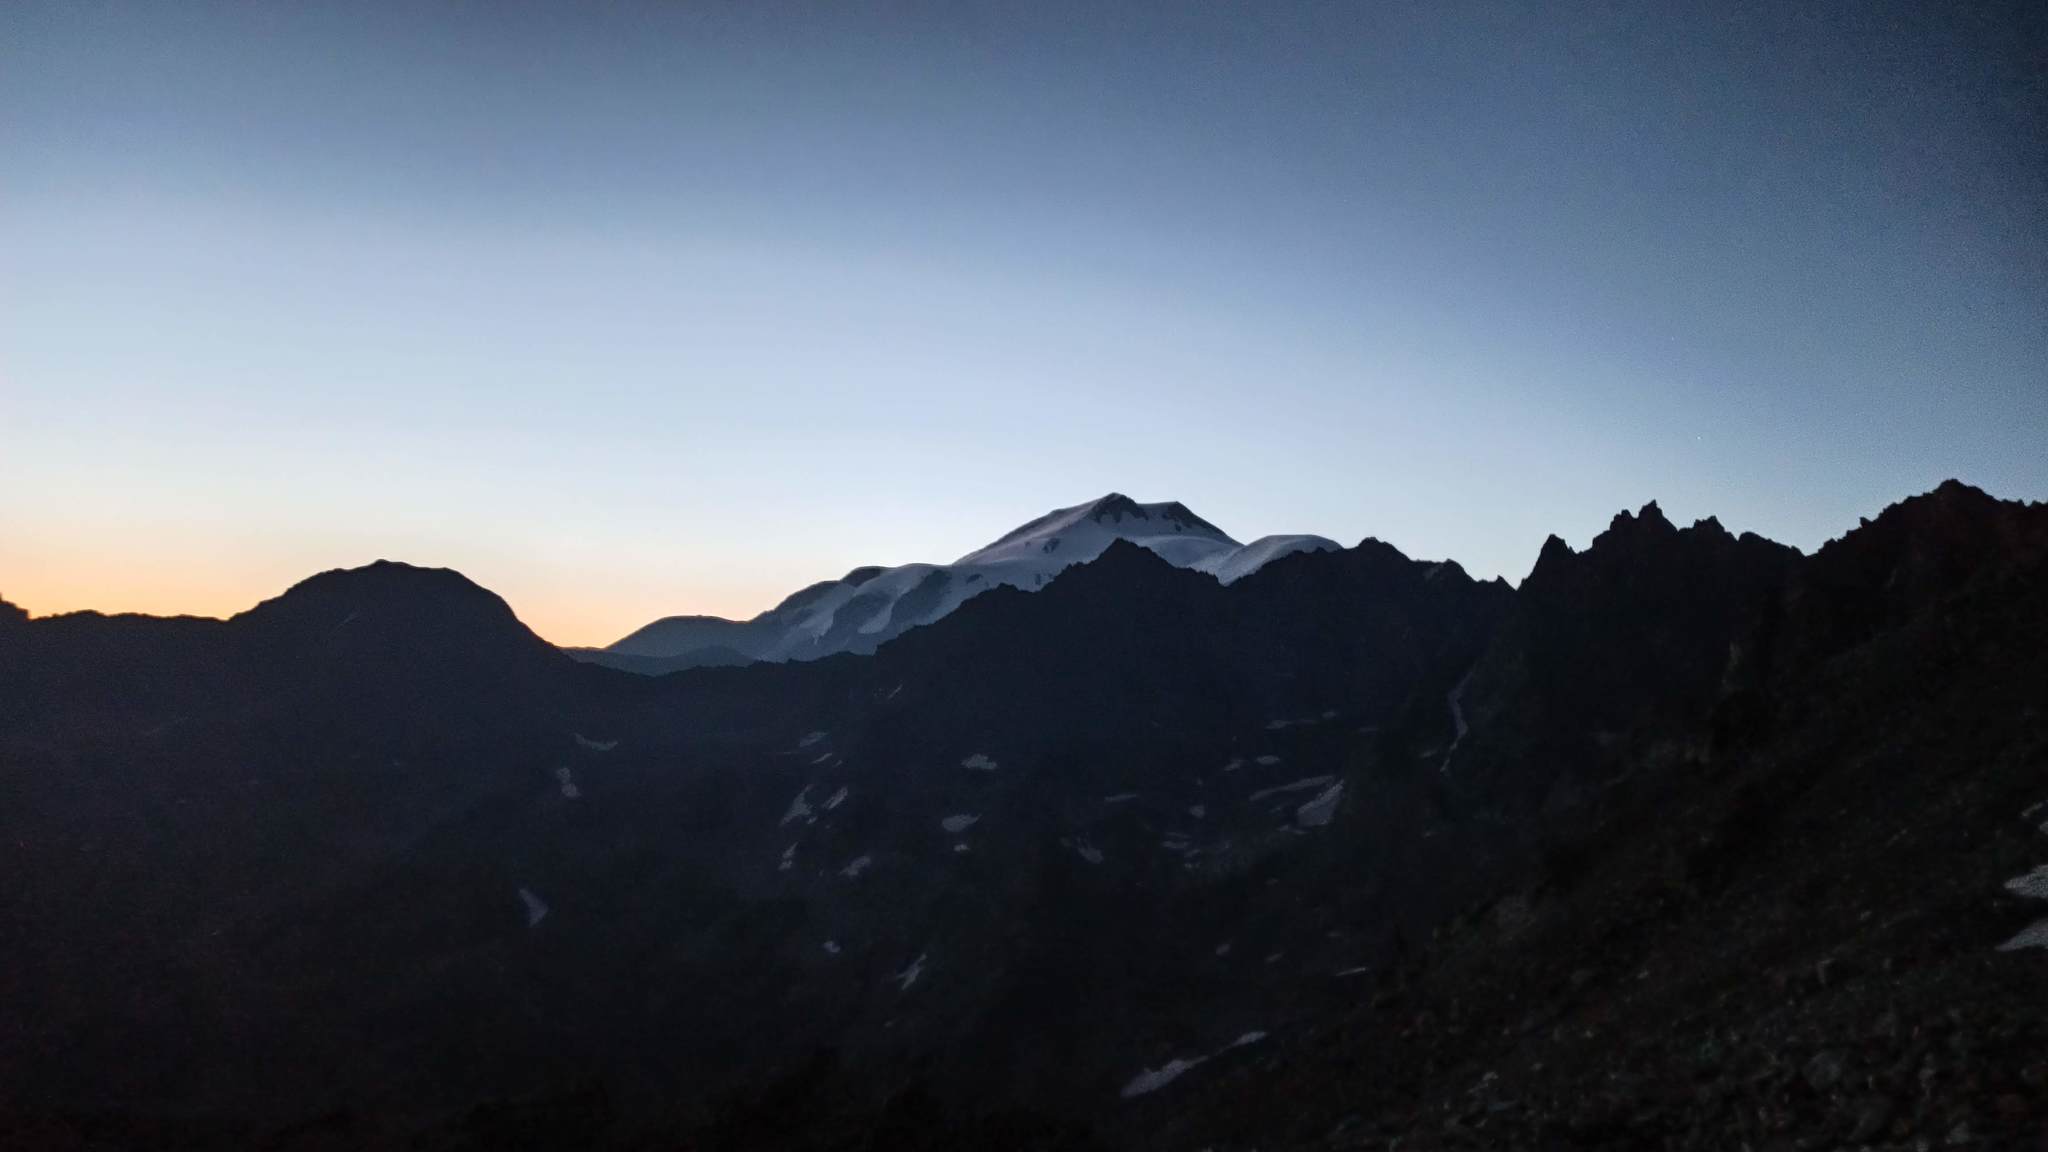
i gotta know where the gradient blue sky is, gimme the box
[4,1,2043,644]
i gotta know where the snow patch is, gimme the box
[1072,838,1105,865]
[1999,920,2048,952]
[961,753,998,771]
[1439,664,1476,773]
[822,940,840,955]
[1296,781,1344,828]
[1994,867,2048,951]
[798,731,828,749]
[2006,866,2048,901]
[780,786,815,826]
[894,952,927,990]
[779,843,797,872]
[1214,941,1232,957]
[554,766,581,800]
[1222,757,1244,773]
[941,813,980,834]
[840,855,873,879]
[1120,1057,1204,1099]
[1248,775,1335,802]
[1188,805,1206,819]
[1254,755,1281,766]
[518,887,549,928]
[1103,792,1140,804]
[825,785,849,810]
[953,843,970,854]
[1118,1028,1271,1100]
[573,734,617,752]
[1335,965,1373,977]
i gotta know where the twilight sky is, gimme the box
[3,1,2043,645]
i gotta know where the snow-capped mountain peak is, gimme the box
[599,494,1341,667]
[954,494,1238,569]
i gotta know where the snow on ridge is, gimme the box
[1119,1029,1272,1099]
[1066,837,1105,865]
[1995,866,2048,951]
[2006,865,2048,901]
[853,563,939,635]
[1999,921,2048,952]
[624,496,1346,665]
[895,952,927,990]
[1121,1057,1204,1098]
[1440,664,1477,773]
[1296,781,1344,827]
[1248,775,1334,802]
[518,887,549,928]
[1191,534,1341,584]
[780,786,815,826]
[955,495,1237,569]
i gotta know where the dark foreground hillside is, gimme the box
[1,482,2043,1150]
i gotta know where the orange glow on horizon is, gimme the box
[1,538,786,649]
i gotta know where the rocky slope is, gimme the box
[0,483,2041,1151]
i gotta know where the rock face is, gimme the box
[1,483,2043,1151]
[1441,502,1801,814]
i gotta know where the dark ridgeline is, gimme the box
[0,483,2043,1150]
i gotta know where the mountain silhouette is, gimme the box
[2,482,2042,1150]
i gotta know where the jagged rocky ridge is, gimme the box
[0,481,2042,1150]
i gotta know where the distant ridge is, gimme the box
[592,493,1340,668]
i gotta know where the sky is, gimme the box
[3,1,2043,646]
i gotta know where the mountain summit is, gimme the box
[956,493,1234,567]
[590,494,1340,669]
